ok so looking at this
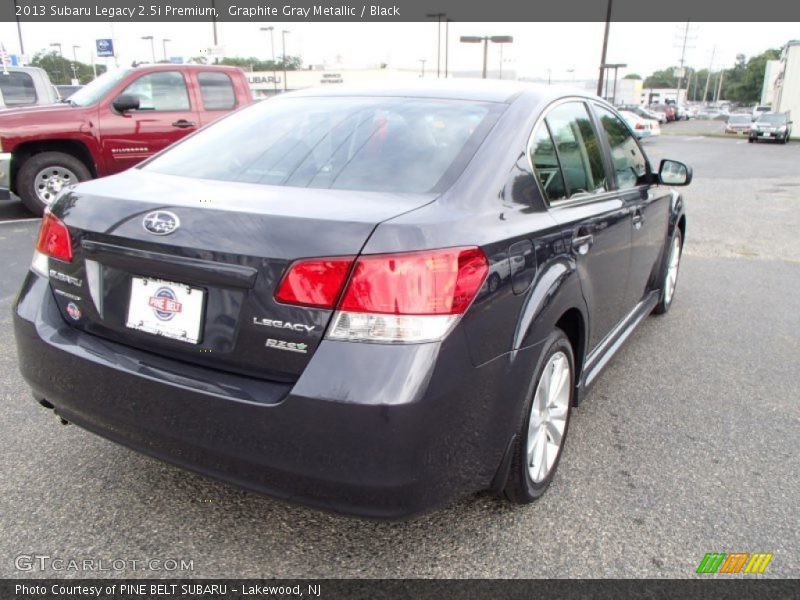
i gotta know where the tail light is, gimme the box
[34,211,73,268]
[275,247,488,343]
[635,122,645,130]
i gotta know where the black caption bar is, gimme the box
[1,0,800,22]
[3,579,800,600]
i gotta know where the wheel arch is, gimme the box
[11,139,97,193]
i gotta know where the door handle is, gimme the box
[632,210,644,229]
[572,234,594,255]
[172,119,196,128]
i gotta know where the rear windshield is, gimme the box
[0,72,37,106]
[144,96,500,193]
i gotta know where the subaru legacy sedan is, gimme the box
[14,82,690,518]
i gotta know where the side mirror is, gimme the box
[112,94,140,113]
[659,159,692,186]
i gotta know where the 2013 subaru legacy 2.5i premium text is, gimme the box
[14,82,690,518]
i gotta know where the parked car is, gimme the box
[14,82,690,518]
[618,104,666,124]
[749,112,793,143]
[752,105,771,121]
[725,114,752,135]
[649,104,676,122]
[0,64,253,213]
[619,110,661,139]
[54,84,83,101]
[0,66,58,109]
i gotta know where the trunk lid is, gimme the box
[47,169,435,382]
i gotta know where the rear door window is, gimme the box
[529,124,567,202]
[544,102,608,198]
[198,71,236,110]
[0,72,37,106]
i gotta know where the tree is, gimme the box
[644,67,679,89]
[623,73,642,80]
[219,55,303,72]
[719,48,781,104]
[31,50,106,85]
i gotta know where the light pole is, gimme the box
[444,18,453,78]
[419,59,426,78]
[141,36,155,64]
[13,0,24,58]
[71,45,80,82]
[459,35,513,79]
[162,38,171,62]
[50,42,62,57]
[596,0,613,96]
[260,26,277,94]
[602,62,627,104]
[426,12,445,78]
[281,30,290,92]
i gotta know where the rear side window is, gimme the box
[594,105,648,189]
[529,125,567,202]
[121,71,190,111]
[145,96,500,193]
[544,102,607,197]
[0,72,37,106]
[198,72,236,110]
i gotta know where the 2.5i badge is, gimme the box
[265,338,308,354]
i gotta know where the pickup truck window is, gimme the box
[69,68,132,107]
[121,72,190,111]
[198,72,236,110]
[0,72,36,106]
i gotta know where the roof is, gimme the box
[284,79,591,104]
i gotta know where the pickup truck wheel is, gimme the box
[18,152,91,216]
[504,329,574,504]
[653,228,682,315]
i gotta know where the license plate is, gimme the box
[761,132,772,137]
[126,277,205,344]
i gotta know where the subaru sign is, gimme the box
[96,39,114,58]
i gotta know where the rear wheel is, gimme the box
[18,152,91,216]
[653,228,682,315]
[504,329,574,503]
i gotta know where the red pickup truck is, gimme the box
[0,64,253,214]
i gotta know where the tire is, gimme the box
[504,329,575,504]
[653,228,683,315]
[17,152,91,216]
[748,137,754,143]
[487,273,501,294]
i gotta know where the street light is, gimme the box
[260,26,277,94]
[49,42,62,57]
[71,45,80,82]
[601,62,627,104]
[141,35,155,64]
[426,12,445,78]
[281,30,290,92]
[459,35,513,79]
[162,38,171,62]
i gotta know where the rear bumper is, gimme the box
[0,152,11,199]
[14,272,538,518]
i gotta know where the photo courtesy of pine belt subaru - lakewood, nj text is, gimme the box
[14,81,690,518]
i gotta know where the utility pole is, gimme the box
[13,0,25,58]
[419,59,426,78]
[426,13,445,78]
[444,18,452,78]
[281,30,290,92]
[675,21,690,104]
[702,45,716,104]
[714,70,724,103]
[596,0,613,96]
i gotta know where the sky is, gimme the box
[0,21,797,80]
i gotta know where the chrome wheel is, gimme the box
[664,235,681,305]
[526,351,571,483]
[34,166,78,205]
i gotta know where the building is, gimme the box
[770,40,800,139]
[639,88,688,106]
[761,59,781,106]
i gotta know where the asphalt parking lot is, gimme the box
[0,134,798,579]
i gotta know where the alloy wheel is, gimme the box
[34,166,78,205]
[664,235,681,305]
